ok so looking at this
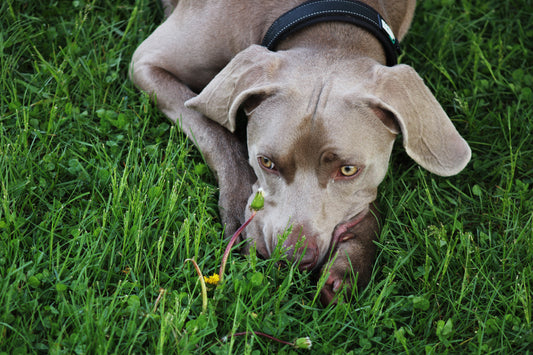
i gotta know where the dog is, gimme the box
[130,0,471,304]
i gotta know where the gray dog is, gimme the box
[130,0,471,304]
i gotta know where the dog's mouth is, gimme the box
[243,208,370,270]
[290,209,371,272]
[328,208,370,256]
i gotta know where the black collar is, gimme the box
[261,0,401,66]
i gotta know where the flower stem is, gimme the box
[218,210,256,283]
[184,258,207,314]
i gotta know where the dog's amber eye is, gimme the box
[340,165,359,177]
[258,156,276,170]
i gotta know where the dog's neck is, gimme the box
[261,0,399,67]
[274,21,388,66]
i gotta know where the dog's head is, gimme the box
[186,45,470,285]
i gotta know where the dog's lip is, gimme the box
[331,208,369,249]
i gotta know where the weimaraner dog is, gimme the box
[130,0,471,304]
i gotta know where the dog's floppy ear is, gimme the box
[369,64,471,176]
[185,45,283,132]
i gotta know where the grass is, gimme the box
[0,0,531,353]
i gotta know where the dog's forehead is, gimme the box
[248,80,385,158]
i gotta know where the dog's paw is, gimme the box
[319,256,371,305]
[320,268,348,305]
[319,254,368,305]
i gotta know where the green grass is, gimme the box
[1,0,532,353]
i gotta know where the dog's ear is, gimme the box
[369,64,471,176]
[185,45,282,132]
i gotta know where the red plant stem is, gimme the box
[227,331,294,346]
[218,210,257,282]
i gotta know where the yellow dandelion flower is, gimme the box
[203,273,220,285]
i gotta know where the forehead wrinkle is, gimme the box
[307,78,333,124]
[256,79,334,185]
[309,83,324,122]
[296,78,334,162]
[279,78,335,185]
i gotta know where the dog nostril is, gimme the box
[297,246,318,270]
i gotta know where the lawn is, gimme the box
[1,0,532,353]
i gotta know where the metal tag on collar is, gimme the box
[380,17,397,45]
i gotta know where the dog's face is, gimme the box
[185,45,470,297]
[243,81,396,270]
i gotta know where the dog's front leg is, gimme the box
[130,23,256,236]
[320,207,380,305]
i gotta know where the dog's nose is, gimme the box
[282,225,319,270]
[297,243,319,270]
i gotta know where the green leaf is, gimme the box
[56,283,68,292]
[485,318,500,335]
[194,163,209,176]
[27,276,41,288]
[411,296,430,311]
[127,295,140,310]
[249,272,264,287]
[436,318,454,347]
[437,319,454,337]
